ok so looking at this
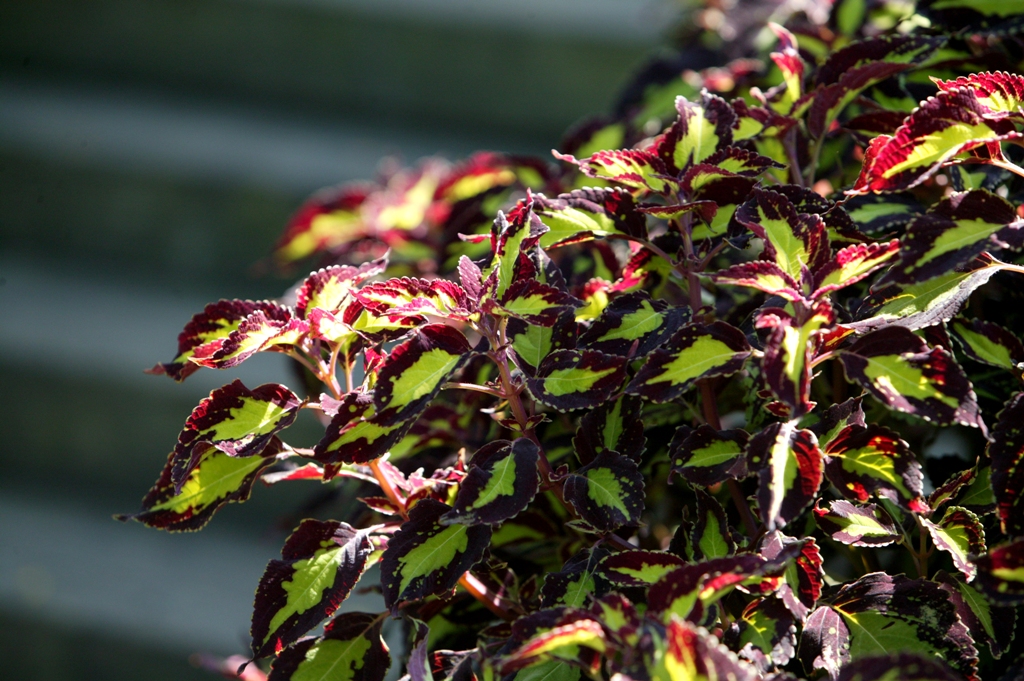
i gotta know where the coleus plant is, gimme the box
[121,1,1024,680]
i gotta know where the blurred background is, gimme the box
[0,1,674,678]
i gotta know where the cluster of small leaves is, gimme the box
[120,1,1024,680]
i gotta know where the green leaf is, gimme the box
[251,520,372,659]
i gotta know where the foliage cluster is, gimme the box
[122,1,1024,679]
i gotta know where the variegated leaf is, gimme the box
[267,612,389,681]
[116,440,281,532]
[670,425,749,487]
[838,327,983,429]
[313,392,415,467]
[170,380,301,490]
[809,35,944,138]
[554,148,674,194]
[988,392,1024,536]
[850,255,1005,332]
[653,618,758,681]
[880,190,1024,285]
[148,300,293,380]
[724,596,798,672]
[835,653,966,681]
[812,240,900,297]
[443,439,539,526]
[296,258,387,318]
[654,92,737,175]
[573,394,645,465]
[814,500,901,547]
[935,571,1017,659]
[823,424,929,513]
[498,278,582,327]
[748,422,823,531]
[563,450,645,533]
[802,574,978,680]
[950,317,1024,370]
[935,71,1024,121]
[736,188,829,283]
[527,349,628,412]
[373,324,471,425]
[922,506,986,581]
[850,88,1023,194]
[691,488,737,560]
[190,312,308,370]
[626,321,751,403]
[507,312,577,376]
[250,520,372,659]
[577,291,686,357]
[379,499,491,612]
[757,301,834,416]
[534,187,647,248]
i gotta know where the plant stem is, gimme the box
[443,382,506,398]
[804,135,824,187]
[369,458,519,619]
[784,126,806,187]
[285,349,327,385]
[485,319,636,551]
[458,572,519,621]
[368,459,408,520]
[960,157,1024,180]
[327,343,345,396]
[808,350,837,370]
